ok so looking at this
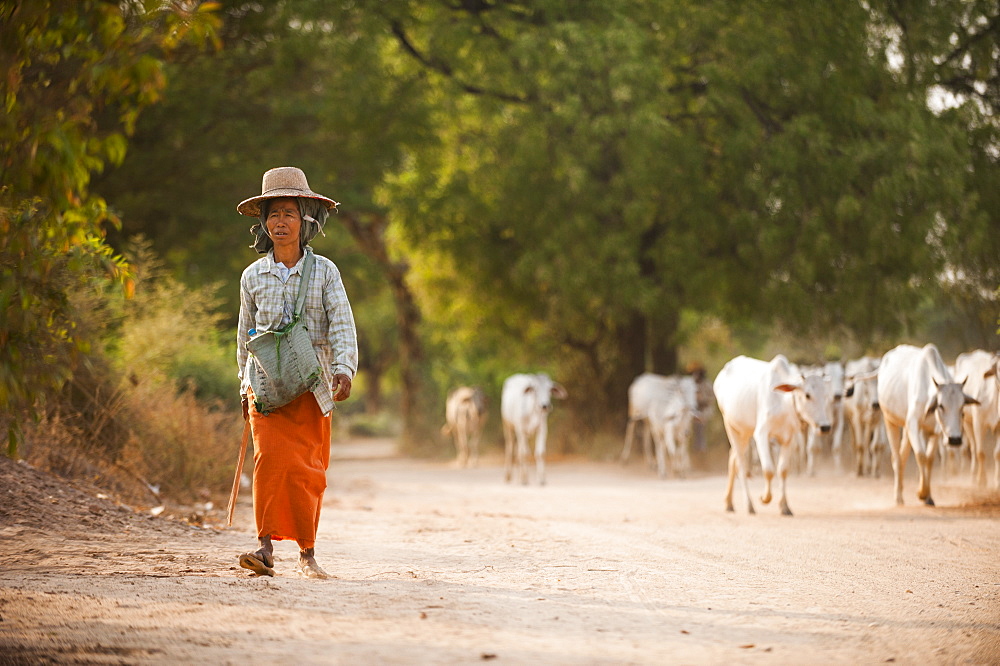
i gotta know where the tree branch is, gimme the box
[739,87,784,137]
[388,19,532,104]
[935,11,1000,69]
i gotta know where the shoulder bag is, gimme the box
[246,250,323,414]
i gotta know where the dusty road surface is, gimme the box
[1,439,999,665]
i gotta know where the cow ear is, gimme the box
[964,394,981,406]
[773,383,799,393]
[552,382,568,399]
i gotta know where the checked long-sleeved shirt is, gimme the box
[237,247,358,415]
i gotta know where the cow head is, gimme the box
[926,377,979,446]
[824,361,845,400]
[775,372,834,433]
[525,374,568,412]
[845,374,880,411]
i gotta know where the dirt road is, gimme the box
[1,440,999,665]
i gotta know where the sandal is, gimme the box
[238,550,275,577]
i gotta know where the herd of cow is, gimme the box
[441,343,1000,515]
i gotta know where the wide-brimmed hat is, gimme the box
[237,166,338,217]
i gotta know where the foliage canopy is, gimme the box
[8,0,997,455]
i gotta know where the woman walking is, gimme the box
[235,167,358,578]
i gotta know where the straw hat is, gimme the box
[237,166,338,217]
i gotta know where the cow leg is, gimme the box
[861,422,884,479]
[654,424,668,479]
[791,429,805,475]
[854,423,873,476]
[805,428,819,477]
[852,419,866,477]
[456,420,469,468]
[725,448,739,512]
[993,433,1000,489]
[534,423,548,486]
[723,424,755,514]
[503,421,515,483]
[884,421,906,506]
[972,413,988,487]
[672,424,690,478]
[921,433,938,506]
[642,423,655,469]
[469,422,481,468]
[654,433,666,479]
[516,429,531,485]
[831,404,844,474]
[777,441,794,516]
[662,422,678,478]
[870,420,887,479]
[863,422,874,477]
[726,446,757,514]
[752,427,776,506]
[621,419,637,464]
[909,425,934,505]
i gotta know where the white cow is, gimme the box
[620,373,698,470]
[442,386,488,468]
[501,373,567,485]
[877,344,979,506]
[646,390,698,479]
[691,367,715,452]
[798,361,846,475]
[714,354,834,516]
[937,362,969,478]
[953,350,1000,487]
[843,356,886,477]
[988,357,1000,487]
[824,361,846,472]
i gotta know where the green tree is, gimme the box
[869,0,1000,349]
[0,0,219,456]
[378,1,983,429]
[92,0,997,448]
[95,0,441,444]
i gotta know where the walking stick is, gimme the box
[227,419,252,527]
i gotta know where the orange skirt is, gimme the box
[248,390,331,550]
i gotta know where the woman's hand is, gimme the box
[333,374,352,402]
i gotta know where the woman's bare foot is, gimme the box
[297,548,331,579]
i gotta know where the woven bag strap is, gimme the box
[294,249,315,319]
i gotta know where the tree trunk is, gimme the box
[389,268,426,444]
[338,212,427,445]
[593,314,648,430]
[364,366,382,415]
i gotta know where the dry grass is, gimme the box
[16,244,244,508]
[21,367,241,508]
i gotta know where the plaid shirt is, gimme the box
[237,247,358,415]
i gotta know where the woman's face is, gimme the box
[265,197,301,251]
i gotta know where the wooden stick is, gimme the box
[227,420,252,527]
